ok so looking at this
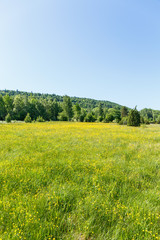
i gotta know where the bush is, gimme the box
[84,113,96,122]
[97,116,103,122]
[36,116,45,122]
[157,116,160,124]
[127,108,140,126]
[58,112,68,121]
[104,113,114,123]
[5,113,11,123]
[144,118,150,125]
[119,117,128,125]
[24,113,32,123]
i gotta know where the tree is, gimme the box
[108,108,121,122]
[24,113,32,123]
[98,103,104,121]
[119,117,128,125]
[84,112,96,122]
[5,113,11,123]
[104,113,114,123]
[35,100,47,120]
[3,94,13,116]
[13,95,27,120]
[157,116,160,124]
[58,111,68,121]
[79,108,86,122]
[140,108,153,121]
[73,103,81,121]
[62,96,73,121]
[121,106,128,118]
[0,95,6,120]
[36,116,45,122]
[53,99,60,121]
[127,107,140,126]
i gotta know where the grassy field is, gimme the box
[1,122,160,240]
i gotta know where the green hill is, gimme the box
[0,89,122,110]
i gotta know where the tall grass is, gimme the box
[0,122,160,239]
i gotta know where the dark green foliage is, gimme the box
[98,116,103,122]
[79,109,86,122]
[0,95,6,120]
[62,96,73,121]
[24,113,32,123]
[143,118,150,124]
[2,89,160,124]
[5,113,11,123]
[3,94,13,116]
[157,116,160,124]
[140,108,153,121]
[140,109,160,123]
[13,95,27,120]
[0,89,122,110]
[84,112,96,122]
[104,113,114,123]
[58,112,68,121]
[98,103,104,120]
[108,108,121,122]
[127,108,141,126]
[73,103,81,121]
[0,90,123,123]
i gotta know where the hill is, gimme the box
[0,89,122,110]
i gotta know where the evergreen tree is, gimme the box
[62,96,73,121]
[121,106,128,118]
[98,103,104,121]
[24,113,32,123]
[73,103,81,121]
[127,107,140,126]
[0,95,6,120]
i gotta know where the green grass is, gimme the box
[0,122,160,239]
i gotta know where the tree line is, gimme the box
[0,90,160,126]
[0,94,122,123]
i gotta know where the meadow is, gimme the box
[0,122,160,240]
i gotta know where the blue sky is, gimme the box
[0,0,160,110]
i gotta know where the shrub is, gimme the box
[24,113,32,123]
[104,113,114,123]
[127,108,140,126]
[144,118,150,125]
[58,112,68,121]
[157,116,160,124]
[36,116,45,122]
[84,112,96,122]
[119,117,128,125]
[5,113,11,123]
[97,116,103,122]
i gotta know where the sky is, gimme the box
[0,0,160,110]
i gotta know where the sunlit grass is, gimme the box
[1,122,160,239]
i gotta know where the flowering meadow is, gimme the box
[1,122,160,240]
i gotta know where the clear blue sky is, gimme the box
[0,0,160,110]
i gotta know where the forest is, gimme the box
[0,89,160,124]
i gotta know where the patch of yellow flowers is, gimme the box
[1,122,160,239]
